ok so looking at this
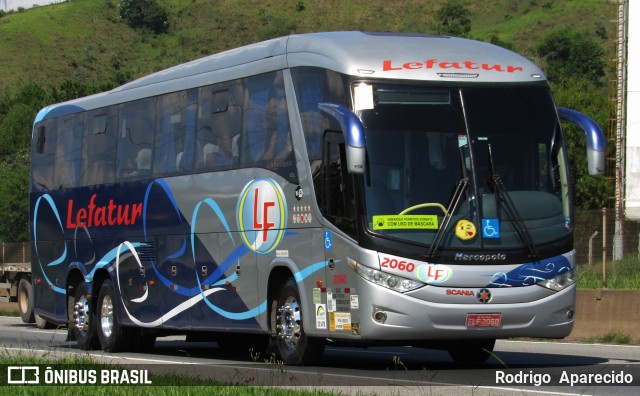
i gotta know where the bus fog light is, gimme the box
[373,310,387,323]
[566,309,574,320]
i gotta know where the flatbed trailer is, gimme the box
[0,242,36,323]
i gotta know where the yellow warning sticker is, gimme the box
[372,215,439,230]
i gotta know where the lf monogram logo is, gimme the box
[238,178,287,254]
[253,188,275,242]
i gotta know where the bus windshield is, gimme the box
[359,84,570,250]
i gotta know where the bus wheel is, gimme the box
[447,339,496,364]
[17,277,35,323]
[72,282,99,350]
[96,279,132,352]
[274,278,324,365]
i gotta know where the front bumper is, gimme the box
[356,280,575,341]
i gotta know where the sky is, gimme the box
[1,0,64,12]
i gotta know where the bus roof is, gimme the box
[35,31,546,122]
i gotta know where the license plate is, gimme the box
[466,314,502,327]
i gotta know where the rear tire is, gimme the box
[72,282,100,350]
[274,278,324,365]
[448,339,496,364]
[17,277,35,323]
[96,279,132,352]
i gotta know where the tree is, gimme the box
[536,29,605,85]
[436,1,472,37]
[0,103,35,157]
[119,0,169,34]
[0,150,30,242]
[536,29,611,209]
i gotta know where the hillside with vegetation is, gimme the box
[0,0,616,242]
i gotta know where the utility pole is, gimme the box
[612,0,627,261]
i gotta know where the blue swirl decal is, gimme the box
[33,179,302,327]
[485,255,571,287]
[32,194,67,294]
[31,177,323,327]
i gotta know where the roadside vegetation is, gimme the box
[578,256,640,289]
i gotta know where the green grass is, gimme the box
[470,0,610,54]
[584,330,633,345]
[577,255,640,289]
[0,306,19,317]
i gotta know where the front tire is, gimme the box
[274,278,324,365]
[96,279,132,352]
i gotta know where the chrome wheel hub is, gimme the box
[100,294,114,338]
[276,296,302,351]
[73,296,89,332]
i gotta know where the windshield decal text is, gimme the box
[373,215,438,230]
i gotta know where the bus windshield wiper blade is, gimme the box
[425,177,468,259]
[487,144,538,259]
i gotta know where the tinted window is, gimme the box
[54,115,84,188]
[116,98,155,180]
[82,109,117,186]
[154,90,196,176]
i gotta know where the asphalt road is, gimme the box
[1,316,639,395]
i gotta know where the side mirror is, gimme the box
[318,103,366,174]
[558,107,605,176]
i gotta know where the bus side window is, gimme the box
[196,84,241,170]
[54,114,84,189]
[36,125,47,154]
[322,132,356,238]
[117,98,155,180]
[241,71,297,182]
[290,67,349,165]
[154,90,196,176]
[242,74,272,164]
[32,121,57,191]
[82,110,116,186]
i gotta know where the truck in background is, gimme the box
[0,242,50,328]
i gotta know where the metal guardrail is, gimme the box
[1,242,30,267]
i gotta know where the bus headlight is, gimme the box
[356,262,425,292]
[538,268,576,291]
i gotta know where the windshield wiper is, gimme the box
[425,177,468,259]
[487,144,538,259]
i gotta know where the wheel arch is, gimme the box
[66,267,111,321]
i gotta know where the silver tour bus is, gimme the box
[30,32,604,365]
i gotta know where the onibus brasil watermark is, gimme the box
[6,366,152,385]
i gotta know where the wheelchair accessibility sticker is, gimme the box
[482,218,500,239]
[324,231,333,250]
